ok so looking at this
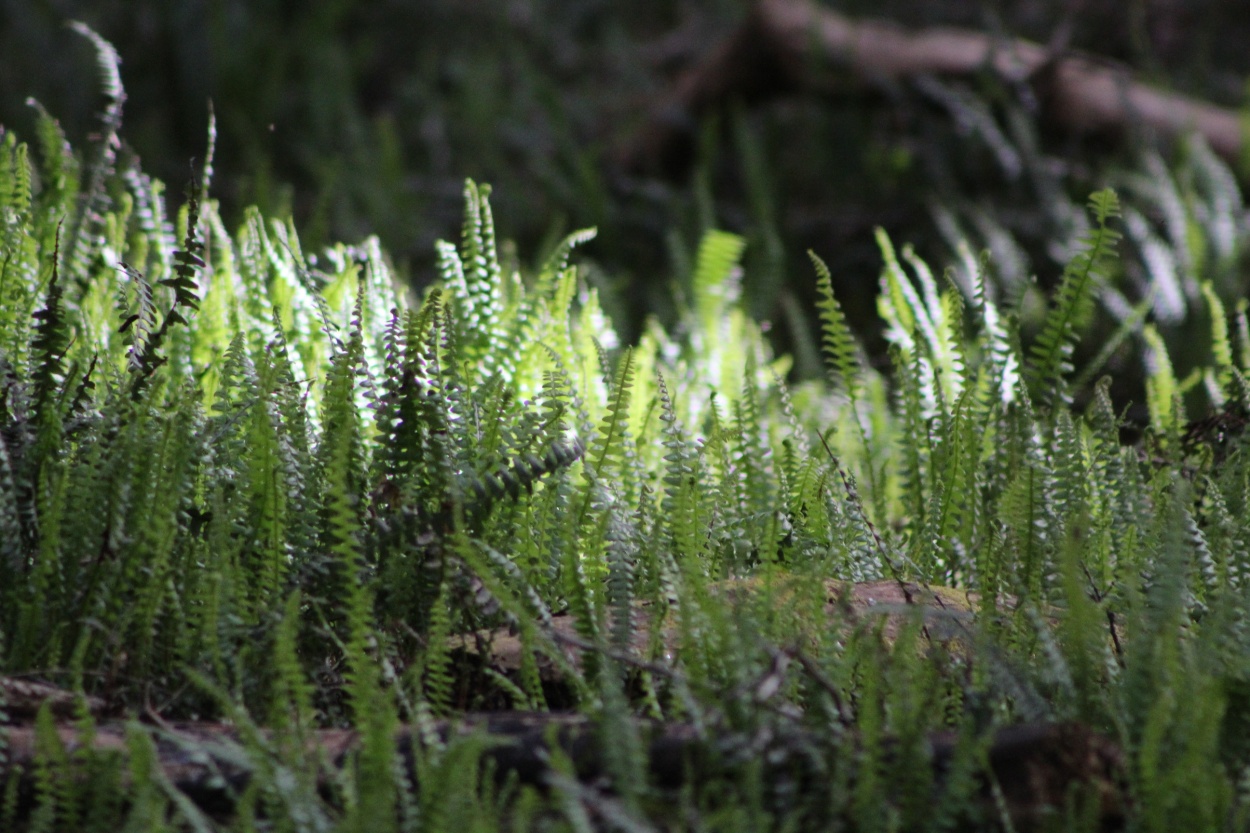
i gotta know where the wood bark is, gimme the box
[620,0,1245,178]
[0,709,1125,830]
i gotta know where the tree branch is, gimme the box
[620,0,1244,178]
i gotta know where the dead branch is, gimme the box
[620,0,1244,178]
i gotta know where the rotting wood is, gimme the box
[0,713,1126,830]
[0,579,1123,828]
[451,577,1004,682]
[619,0,1244,179]
[0,675,110,722]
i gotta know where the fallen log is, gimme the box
[0,675,111,722]
[449,577,1026,693]
[620,0,1245,179]
[0,712,1126,830]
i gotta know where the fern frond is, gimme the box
[1143,325,1182,452]
[971,249,1020,407]
[442,179,507,377]
[116,262,163,385]
[692,229,746,339]
[893,342,930,530]
[536,227,597,296]
[201,102,217,197]
[604,497,639,653]
[1026,187,1122,406]
[121,163,176,278]
[161,181,205,314]
[1201,282,1234,395]
[732,352,774,563]
[62,23,125,283]
[809,251,863,404]
[657,370,705,568]
[0,432,26,580]
[267,591,315,733]
[0,134,33,226]
[875,228,920,345]
[422,577,457,715]
[113,186,203,399]
[1048,408,1086,546]
[471,439,585,515]
[31,229,69,419]
[997,388,1054,600]
[26,99,79,225]
[588,346,636,484]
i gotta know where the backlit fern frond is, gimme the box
[692,229,746,338]
[26,100,79,230]
[567,347,639,634]
[373,308,412,493]
[1026,188,1122,406]
[1143,325,1183,453]
[318,285,370,512]
[971,248,1020,407]
[1200,477,1249,595]
[907,249,966,409]
[588,346,636,486]
[120,163,176,279]
[243,343,307,605]
[893,342,930,531]
[319,382,375,713]
[439,180,507,380]
[1048,408,1086,549]
[62,23,124,283]
[536,227,598,296]
[699,397,738,572]
[569,480,609,683]
[1200,282,1234,398]
[810,251,862,405]
[0,133,33,230]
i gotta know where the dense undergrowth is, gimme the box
[4,29,1250,833]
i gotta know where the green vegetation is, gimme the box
[8,0,1249,377]
[4,24,1250,833]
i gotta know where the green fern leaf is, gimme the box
[0,135,33,225]
[1026,188,1122,405]
[536,227,597,296]
[810,250,863,403]
[62,23,124,282]
[589,346,636,483]
[26,99,79,224]
[657,370,704,567]
[692,229,746,339]
[1143,324,1182,451]
[31,229,69,417]
[268,591,316,733]
[1201,281,1234,395]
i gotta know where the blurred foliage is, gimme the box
[3,0,1250,412]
